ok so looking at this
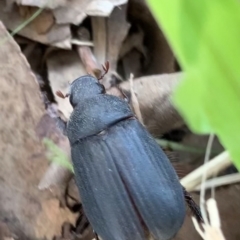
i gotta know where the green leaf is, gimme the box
[147,0,240,169]
[43,138,74,173]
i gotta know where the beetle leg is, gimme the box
[93,230,100,240]
[56,117,68,136]
[183,187,204,223]
[98,61,110,81]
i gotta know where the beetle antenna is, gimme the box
[56,90,69,99]
[98,61,110,81]
[93,230,100,240]
[183,187,204,223]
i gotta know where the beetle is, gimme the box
[56,64,202,240]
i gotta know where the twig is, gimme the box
[200,134,215,223]
[76,27,101,78]
[194,173,240,191]
[191,134,226,240]
[0,7,44,45]
[192,198,226,240]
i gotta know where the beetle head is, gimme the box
[56,62,109,108]
[68,75,105,108]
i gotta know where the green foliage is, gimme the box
[147,0,240,169]
[43,138,74,173]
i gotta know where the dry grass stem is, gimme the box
[192,198,226,240]
[129,73,144,125]
[194,173,240,191]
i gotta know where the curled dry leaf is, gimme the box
[119,27,147,60]
[13,0,67,9]
[121,49,143,79]
[18,5,55,34]
[128,0,176,74]
[43,50,87,193]
[47,50,87,119]
[107,73,184,136]
[53,0,128,25]
[76,27,101,78]
[36,114,73,192]
[0,2,71,48]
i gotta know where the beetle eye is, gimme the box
[69,94,75,107]
[101,85,106,94]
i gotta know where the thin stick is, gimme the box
[129,73,144,124]
[194,173,240,191]
[200,134,215,224]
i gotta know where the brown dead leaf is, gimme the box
[14,0,68,9]
[86,0,115,16]
[121,49,143,78]
[35,198,76,239]
[53,0,128,25]
[18,6,55,34]
[0,21,75,240]
[36,114,73,191]
[86,0,128,17]
[128,0,175,74]
[47,50,87,119]
[67,178,81,203]
[0,2,71,48]
[119,27,147,60]
[0,222,15,240]
[53,0,88,25]
[42,50,88,199]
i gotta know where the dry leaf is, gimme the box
[128,0,175,74]
[86,0,114,16]
[122,49,143,78]
[0,222,15,240]
[0,2,71,48]
[53,0,128,25]
[0,21,75,240]
[47,50,87,119]
[14,0,68,9]
[18,6,54,34]
[53,0,88,25]
[119,27,147,60]
[87,0,128,16]
[35,199,76,239]
[36,114,73,191]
